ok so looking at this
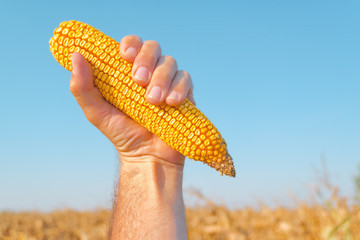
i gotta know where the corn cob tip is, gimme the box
[216,154,236,177]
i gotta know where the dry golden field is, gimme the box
[1,192,359,240]
[2,164,360,240]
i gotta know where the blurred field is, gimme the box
[2,164,360,239]
[1,193,359,240]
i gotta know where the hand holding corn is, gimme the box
[69,40,191,167]
[50,20,235,177]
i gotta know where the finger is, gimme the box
[132,40,161,86]
[119,35,143,62]
[165,70,194,106]
[145,55,177,105]
[70,52,116,126]
[187,91,196,106]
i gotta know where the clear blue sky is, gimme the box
[0,0,359,211]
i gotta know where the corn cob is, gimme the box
[49,20,235,177]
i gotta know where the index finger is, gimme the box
[119,35,143,62]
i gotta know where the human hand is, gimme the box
[69,35,195,166]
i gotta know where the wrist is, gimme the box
[119,156,184,197]
[119,153,185,170]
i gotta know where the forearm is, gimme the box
[109,156,187,240]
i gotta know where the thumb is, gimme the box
[70,52,96,100]
[69,52,115,126]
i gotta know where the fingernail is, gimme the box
[167,91,180,102]
[71,53,78,74]
[148,86,162,101]
[125,47,137,59]
[134,66,150,82]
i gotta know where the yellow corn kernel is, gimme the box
[49,20,235,177]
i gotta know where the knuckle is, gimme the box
[180,70,191,85]
[129,35,142,42]
[145,40,160,48]
[123,35,142,43]
[164,55,177,66]
[135,50,147,60]
[155,71,172,82]
[182,70,191,79]
[181,70,193,90]
[69,79,80,97]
